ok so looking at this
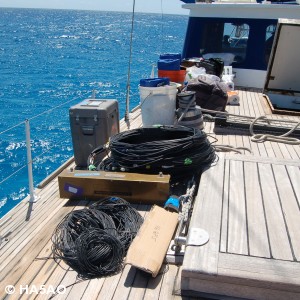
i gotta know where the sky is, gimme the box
[0,0,188,15]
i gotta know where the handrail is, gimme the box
[0,91,91,216]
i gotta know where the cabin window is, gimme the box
[183,17,278,70]
[200,22,249,65]
[265,24,277,64]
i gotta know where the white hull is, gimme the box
[234,68,266,89]
[183,3,300,19]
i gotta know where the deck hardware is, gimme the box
[172,236,187,252]
[187,228,209,246]
[173,178,197,252]
[0,236,9,248]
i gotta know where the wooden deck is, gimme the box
[180,154,300,299]
[0,89,299,299]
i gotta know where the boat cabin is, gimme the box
[181,0,300,88]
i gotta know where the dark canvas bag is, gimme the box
[186,76,228,112]
[196,58,224,78]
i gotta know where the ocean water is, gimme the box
[0,8,188,217]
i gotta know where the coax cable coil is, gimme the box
[51,197,143,279]
[88,125,216,177]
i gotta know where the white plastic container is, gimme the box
[139,83,178,126]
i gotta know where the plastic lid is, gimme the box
[159,53,182,61]
[139,77,170,87]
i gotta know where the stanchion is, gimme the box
[25,119,39,203]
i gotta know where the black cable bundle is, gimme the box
[75,228,124,278]
[88,125,216,177]
[51,197,143,279]
[90,197,143,251]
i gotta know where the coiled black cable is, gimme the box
[88,125,216,177]
[51,197,143,279]
[75,228,124,278]
[90,197,143,251]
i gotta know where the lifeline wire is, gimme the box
[51,197,143,279]
[88,125,216,178]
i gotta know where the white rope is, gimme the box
[201,108,300,145]
[250,116,300,145]
[179,178,196,222]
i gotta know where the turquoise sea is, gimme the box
[0,8,188,217]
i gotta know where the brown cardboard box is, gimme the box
[125,205,178,277]
[58,169,170,204]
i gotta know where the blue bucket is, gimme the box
[159,53,182,61]
[157,58,181,71]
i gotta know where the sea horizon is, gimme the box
[0,8,188,217]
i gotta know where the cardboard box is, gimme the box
[125,205,178,277]
[58,169,170,204]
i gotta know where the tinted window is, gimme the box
[200,22,249,64]
[265,24,277,64]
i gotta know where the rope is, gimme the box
[250,116,300,145]
[173,177,197,250]
[178,178,196,223]
[201,108,300,145]
[215,145,252,154]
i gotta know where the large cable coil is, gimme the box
[88,125,216,177]
[51,197,143,279]
[89,197,143,251]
